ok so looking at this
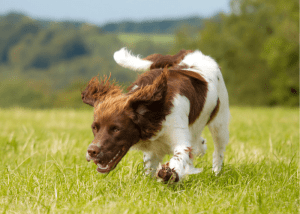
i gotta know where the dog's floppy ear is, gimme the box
[81,75,122,107]
[126,67,170,140]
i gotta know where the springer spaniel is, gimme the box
[82,48,230,182]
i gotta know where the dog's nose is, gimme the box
[87,145,100,158]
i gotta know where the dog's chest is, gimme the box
[131,128,172,156]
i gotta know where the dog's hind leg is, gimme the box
[193,137,207,157]
[208,105,230,175]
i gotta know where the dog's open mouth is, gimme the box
[94,147,128,173]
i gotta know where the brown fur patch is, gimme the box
[127,68,208,126]
[81,74,122,107]
[184,147,193,159]
[94,96,128,120]
[144,49,193,70]
[126,67,171,140]
[189,152,193,159]
[157,163,179,183]
[174,152,181,157]
[207,98,220,124]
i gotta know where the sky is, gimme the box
[0,0,231,25]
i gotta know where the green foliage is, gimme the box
[118,33,175,46]
[102,17,204,34]
[173,0,299,106]
[0,13,41,63]
[8,23,92,69]
[0,107,298,213]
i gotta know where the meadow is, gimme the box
[0,107,298,213]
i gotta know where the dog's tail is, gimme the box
[113,48,153,71]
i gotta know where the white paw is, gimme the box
[186,167,203,175]
[212,165,222,175]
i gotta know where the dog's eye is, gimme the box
[91,123,99,131]
[111,126,120,133]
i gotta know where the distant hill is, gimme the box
[0,12,203,34]
[37,16,204,34]
[101,17,204,34]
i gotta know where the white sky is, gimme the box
[0,0,231,25]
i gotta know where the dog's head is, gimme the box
[82,70,169,173]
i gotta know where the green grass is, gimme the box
[0,107,298,213]
[118,33,175,45]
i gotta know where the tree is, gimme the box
[0,13,41,63]
[173,0,299,106]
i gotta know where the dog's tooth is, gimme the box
[111,151,120,161]
[97,163,109,170]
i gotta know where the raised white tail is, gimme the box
[113,48,153,71]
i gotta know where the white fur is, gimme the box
[113,48,153,71]
[180,50,230,174]
[130,85,139,91]
[122,48,230,180]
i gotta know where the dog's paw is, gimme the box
[186,167,203,175]
[156,163,179,183]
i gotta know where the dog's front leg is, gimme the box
[143,151,164,176]
[156,95,202,182]
[156,127,202,182]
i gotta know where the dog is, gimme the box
[82,48,230,182]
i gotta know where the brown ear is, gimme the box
[126,68,170,140]
[81,75,122,107]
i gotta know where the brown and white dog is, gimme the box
[83,48,230,182]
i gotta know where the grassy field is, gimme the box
[0,107,298,213]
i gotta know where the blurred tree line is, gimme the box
[0,0,298,108]
[102,17,204,34]
[173,0,298,106]
[0,13,172,108]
